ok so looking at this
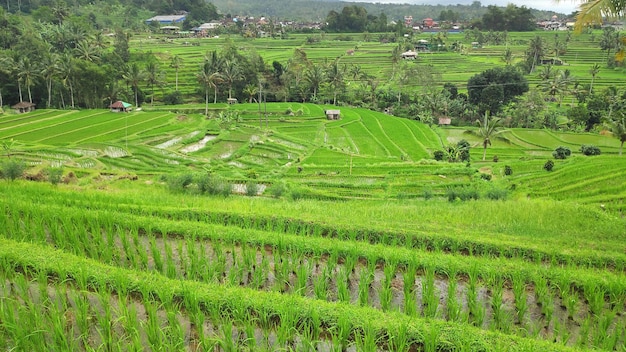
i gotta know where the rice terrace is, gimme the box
[1,0,626,350]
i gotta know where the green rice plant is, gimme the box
[144,299,165,348]
[277,306,299,349]
[512,272,528,325]
[165,309,185,350]
[295,260,311,296]
[314,266,330,300]
[336,267,351,303]
[354,321,379,352]
[96,288,115,351]
[252,256,269,289]
[163,238,178,279]
[422,267,439,318]
[467,268,485,328]
[577,314,592,348]
[380,263,395,311]
[388,321,413,352]
[402,263,417,316]
[358,264,374,307]
[424,325,440,352]
[488,274,506,332]
[330,313,352,352]
[71,290,91,348]
[584,283,606,316]
[445,269,462,323]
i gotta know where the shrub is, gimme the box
[504,165,513,176]
[1,160,25,181]
[196,173,231,196]
[446,186,480,202]
[580,144,601,156]
[166,173,193,192]
[543,160,554,171]
[422,187,434,200]
[46,167,64,185]
[479,173,492,181]
[492,155,499,162]
[163,91,183,105]
[552,146,571,159]
[433,150,445,161]
[245,182,259,196]
[267,180,288,198]
[485,186,509,200]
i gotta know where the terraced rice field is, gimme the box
[1,179,625,351]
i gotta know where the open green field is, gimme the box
[1,103,626,351]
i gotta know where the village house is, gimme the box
[11,102,36,114]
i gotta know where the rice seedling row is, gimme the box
[0,237,582,352]
[2,200,625,349]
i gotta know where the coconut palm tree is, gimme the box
[169,55,183,91]
[16,57,39,104]
[122,63,145,108]
[474,111,504,161]
[304,63,325,101]
[57,53,77,108]
[145,61,164,106]
[607,116,626,155]
[588,63,601,94]
[197,63,223,116]
[243,83,258,103]
[221,59,242,100]
[40,52,60,108]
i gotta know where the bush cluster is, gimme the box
[580,144,601,156]
[166,173,232,196]
[1,160,25,181]
[552,146,571,159]
[446,183,509,202]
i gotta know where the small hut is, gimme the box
[401,50,418,59]
[325,109,341,120]
[11,101,36,114]
[227,98,238,105]
[438,117,451,126]
[109,101,132,112]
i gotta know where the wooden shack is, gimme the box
[325,109,341,120]
[11,102,36,114]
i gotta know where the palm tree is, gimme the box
[16,57,39,104]
[197,63,223,116]
[243,83,258,103]
[57,53,76,108]
[526,36,545,73]
[122,63,145,108]
[304,64,325,101]
[41,52,60,108]
[221,59,242,100]
[501,47,514,65]
[145,61,164,106]
[475,111,504,161]
[588,63,600,93]
[169,55,183,91]
[569,0,626,60]
[74,40,101,63]
[0,53,13,109]
[607,116,626,155]
[326,60,346,105]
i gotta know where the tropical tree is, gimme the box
[57,53,76,108]
[588,63,601,94]
[16,56,39,104]
[608,116,626,155]
[122,63,144,108]
[501,47,514,65]
[525,35,545,73]
[304,63,325,101]
[473,111,504,161]
[145,61,165,105]
[221,59,242,100]
[243,83,258,103]
[40,52,60,108]
[169,55,183,91]
[327,59,346,105]
[197,63,223,115]
[74,40,101,63]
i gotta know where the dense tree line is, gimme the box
[474,4,535,32]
